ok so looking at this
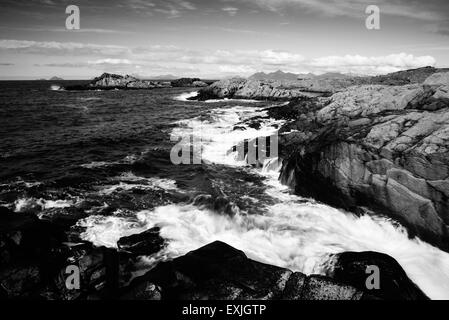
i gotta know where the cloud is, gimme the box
[0,39,129,56]
[6,39,435,77]
[222,6,239,16]
[308,53,436,75]
[122,0,196,18]
[236,0,446,21]
[88,58,132,65]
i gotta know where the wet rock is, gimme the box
[326,251,428,300]
[300,275,363,300]
[120,241,383,300]
[192,194,239,216]
[281,272,307,299]
[0,265,41,298]
[120,282,162,300]
[121,241,293,300]
[0,207,68,298]
[117,227,166,256]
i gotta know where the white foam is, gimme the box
[50,85,64,91]
[79,105,449,300]
[80,153,144,169]
[14,197,79,212]
[204,98,260,103]
[174,91,198,101]
[97,173,178,195]
[80,161,115,169]
[170,106,284,166]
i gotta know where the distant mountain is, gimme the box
[248,70,299,81]
[297,72,352,80]
[249,70,352,81]
[149,74,177,80]
[49,76,64,81]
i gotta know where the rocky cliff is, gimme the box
[271,71,449,250]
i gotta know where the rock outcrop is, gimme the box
[194,66,449,101]
[170,78,208,87]
[273,71,449,250]
[194,77,353,101]
[0,212,426,300]
[325,251,428,300]
[117,227,166,256]
[120,241,424,300]
[64,73,208,90]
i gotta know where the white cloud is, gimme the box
[88,59,132,65]
[222,7,239,16]
[0,39,129,56]
[309,53,436,75]
[237,0,444,21]
[123,0,196,18]
[1,39,436,77]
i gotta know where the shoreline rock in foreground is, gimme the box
[120,240,427,300]
[0,212,427,300]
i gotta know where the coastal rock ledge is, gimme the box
[0,210,427,300]
[120,241,427,300]
[273,70,449,251]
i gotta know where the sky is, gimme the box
[0,0,448,79]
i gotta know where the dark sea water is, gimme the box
[0,81,264,213]
[1,81,449,299]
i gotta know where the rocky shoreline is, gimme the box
[198,66,449,252]
[3,66,448,300]
[0,207,427,300]
[64,73,210,90]
[192,66,448,101]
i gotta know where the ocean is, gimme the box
[1,80,449,299]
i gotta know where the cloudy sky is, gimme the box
[0,0,448,79]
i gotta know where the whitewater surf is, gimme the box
[78,103,449,300]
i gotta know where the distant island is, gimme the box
[64,73,211,90]
[37,76,64,81]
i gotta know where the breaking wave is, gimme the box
[79,104,449,299]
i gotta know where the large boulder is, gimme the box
[325,251,428,300]
[0,207,66,298]
[117,227,166,256]
[120,241,418,300]
[121,241,293,300]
